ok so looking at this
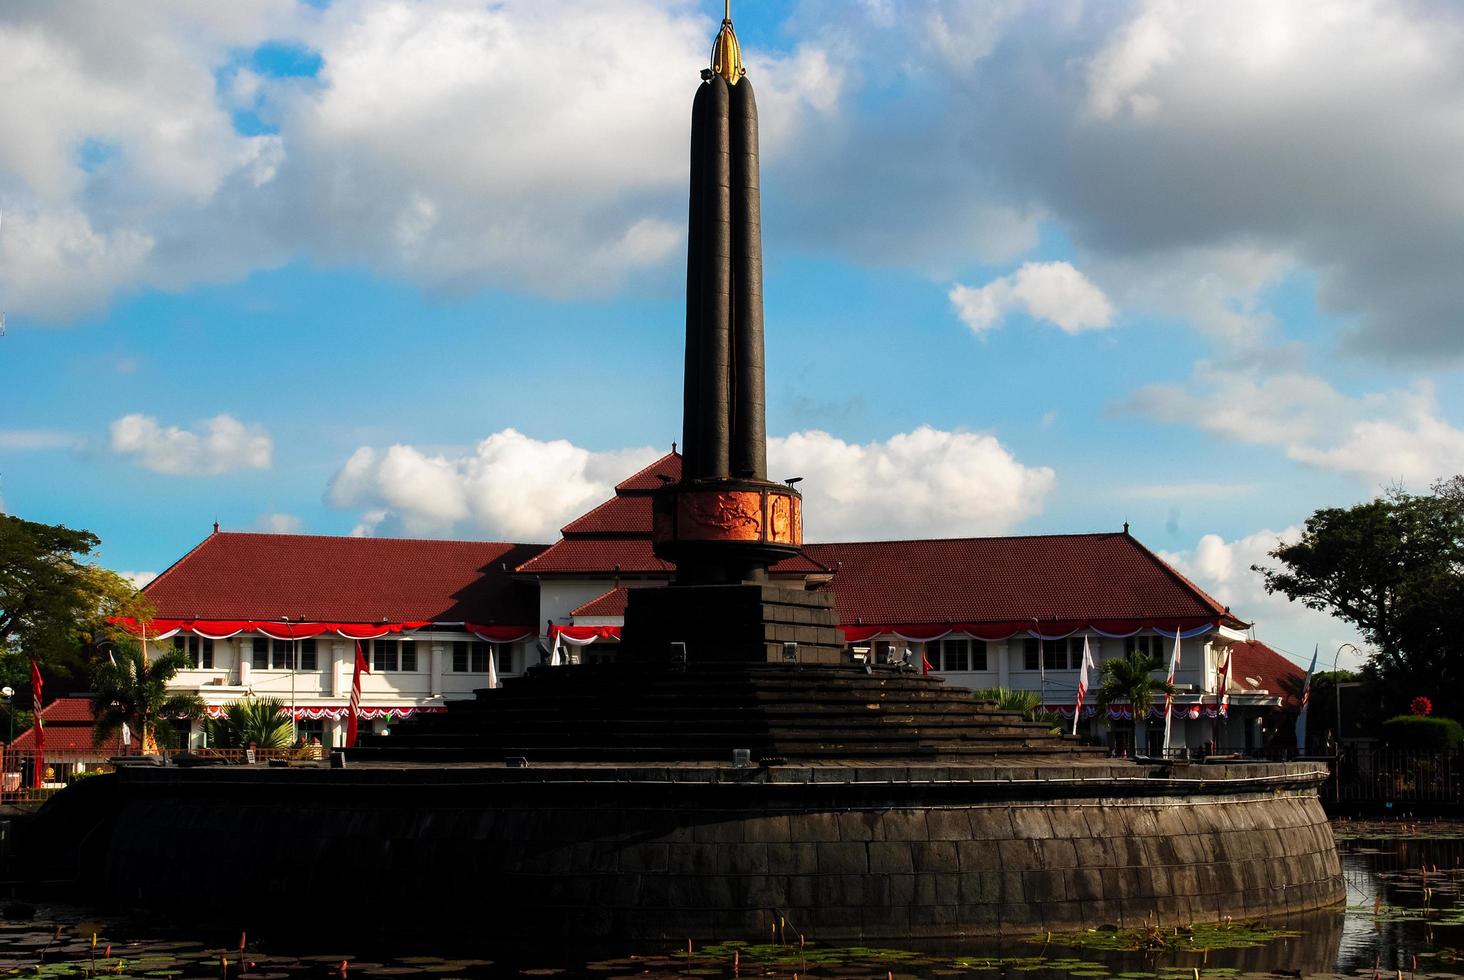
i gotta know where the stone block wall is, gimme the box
[90,763,1344,941]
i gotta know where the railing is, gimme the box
[1324,745,1464,808]
[0,744,329,806]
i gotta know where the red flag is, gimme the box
[30,660,44,788]
[346,642,370,748]
[921,649,933,675]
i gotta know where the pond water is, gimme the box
[5,829,1464,980]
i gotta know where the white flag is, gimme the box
[1072,636,1095,737]
[1161,628,1182,755]
[487,645,500,690]
[121,722,132,747]
[549,633,564,667]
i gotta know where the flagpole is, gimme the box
[287,617,298,747]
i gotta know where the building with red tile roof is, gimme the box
[133,451,1300,756]
[7,697,126,792]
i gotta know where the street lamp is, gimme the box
[1,686,13,743]
[1333,642,1361,746]
[1333,642,1362,801]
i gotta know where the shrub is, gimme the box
[1380,714,1464,751]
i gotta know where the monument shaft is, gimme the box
[655,17,796,588]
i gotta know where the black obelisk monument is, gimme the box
[628,6,846,664]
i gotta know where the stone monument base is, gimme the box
[620,582,845,665]
[33,758,1343,940]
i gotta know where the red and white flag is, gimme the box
[487,644,499,690]
[30,660,44,787]
[1216,647,1233,718]
[1161,629,1181,755]
[346,642,371,748]
[1072,636,1095,736]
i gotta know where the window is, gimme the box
[271,639,294,670]
[372,638,417,672]
[1023,637,1090,670]
[453,640,488,672]
[299,638,317,671]
[172,635,213,669]
[1126,633,1174,660]
[1043,640,1065,671]
[252,638,268,670]
[926,638,987,672]
[496,645,512,675]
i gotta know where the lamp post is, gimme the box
[1,686,13,743]
[1333,642,1361,800]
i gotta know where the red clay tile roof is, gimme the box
[572,588,629,617]
[1230,640,1307,707]
[520,450,825,577]
[561,494,655,535]
[12,697,124,756]
[143,532,545,625]
[804,533,1241,628]
[615,452,681,492]
[519,537,826,576]
[518,538,675,576]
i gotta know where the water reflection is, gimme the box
[6,834,1464,978]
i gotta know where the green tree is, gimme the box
[203,697,293,749]
[0,514,154,703]
[1255,480,1464,716]
[89,639,203,752]
[1097,650,1175,756]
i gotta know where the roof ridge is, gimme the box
[806,531,1125,548]
[212,530,541,547]
[1120,533,1244,626]
[141,527,225,597]
[614,450,681,491]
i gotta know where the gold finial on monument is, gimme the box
[710,0,743,84]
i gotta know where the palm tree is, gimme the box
[204,697,293,749]
[90,638,203,753]
[1096,650,1176,757]
[972,688,1063,732]
[973,687,1043,719]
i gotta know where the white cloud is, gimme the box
[118,570,157,589]
[0,428,77,450]
[326,424,1052,543]
[0,2,298,319]
[256,512,302,534]
[950,261,1114,335]
[326,428,660,541]
[1160,528,1368,671]
[771,426,1054,541]
[0,1,839,320]
[1119,368,1464,488]
[109,413,273,475]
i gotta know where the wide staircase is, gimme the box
[349,663,1105,764]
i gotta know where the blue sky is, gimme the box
[6,0,1464,670]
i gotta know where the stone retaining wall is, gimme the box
[94,763,1342,941]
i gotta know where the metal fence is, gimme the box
[0,745,327,806]
[1324,744,1464,808]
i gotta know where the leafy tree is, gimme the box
[0,514,154,702]
[1097,650,1176,756]
[89,639,203,752]
[1255,480,1464,716]
[204,697,293,749]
